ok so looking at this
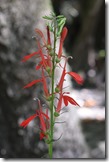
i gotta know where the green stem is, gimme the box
[49,23,57,159]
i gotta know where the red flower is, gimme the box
[37,42,52,71]
[36,55,52,72]
[56,92,79,112]
[47,26,51,46]
[67,72,84,85]
[41,68,49,97]
[35,28,46,45]
[20,99,49,140]
[57,60,67,90]
[58,27,68,58]
[20,114,37,128]
[21,50,40,62]
[40,132,47,140]
[63,95,80,107]
[23,79,42,89]
[56,91,63,112]
[61,27,68,42]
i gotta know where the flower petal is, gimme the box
[67,72,84,85]
[21,51,40,62]
[35,28,46,45]
[56,92,63,112]
[47,26,51,46]
[23,79,42,89]
[63,95,68,106]
[41,112,49,120]
[40,132,45,140]
[61,27,68,42]
[63,95,80,106]
[20,114,37,128]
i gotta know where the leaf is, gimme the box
[56,15,65,19]
[43,15,53,20]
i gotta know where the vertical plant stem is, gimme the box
[49,23,57,159]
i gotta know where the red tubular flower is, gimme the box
[41,68,48,96]
[56,91,63,112]
[36,61,43,70]
[40,132,47,140]
[57,60,67,90]
[21,50,40,62]
[20,99,49,140]
[61,27,68,42]
[63,95,80,107]
[35,28,46,45]
[47,26,51,46]
[58,27,68,58]
[23,79,42,89]
[37,41,52,70]
[20,114,37,128]
[38,112,46,132]
[67,72,84,85]
[37,99,49,136]
[35,55,52,72]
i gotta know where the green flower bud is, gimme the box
[54,112,60,117]
[50,50,54,56]
[46,96,52,101]
[46,66,51,73]
[47,45,51,50]
[56,57,61,63]
[55,87,60,93]
[45,139,51,144]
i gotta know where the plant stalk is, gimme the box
[48,22,57,159]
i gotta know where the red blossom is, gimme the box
[40,132,47,140]
[57,60,67,90]
[63,95,80,107]
[56,91,63,112]
[61,27,68,42]
[23,79,42,89]
[67,72,84,85]
[58,27,68,58]
[47,26,51,46]
[35,28,46,45]
[37,42,52,70]
[41,68,49,97]
[20,114,37,128]
[21,51,40,62]
[20,99,49,140]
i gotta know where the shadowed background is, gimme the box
[0,0,105,158]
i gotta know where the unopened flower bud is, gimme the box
[56,57,61,63]
[45,139,51,144]
[46,66,51,73]
[46,96,52,101]
[55,87,60,93]
[54,112,60,117]
[47,45,52,50]
[50,50,54,56]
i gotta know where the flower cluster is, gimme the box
[20,13,84,158]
